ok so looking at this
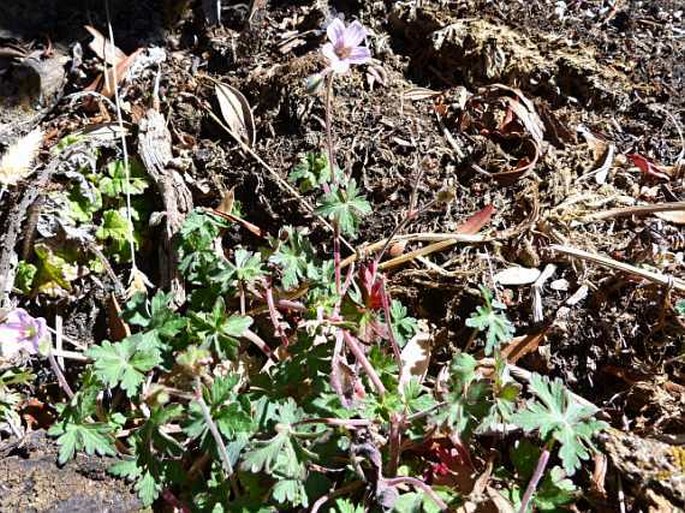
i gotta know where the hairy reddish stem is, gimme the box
[383,476,449,511]
[380,276,402,366]
[518,444,552,513]
[264,281,289,346]
[342,329,386,396]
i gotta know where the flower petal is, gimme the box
[343,21,367,48]
[0,323,22,345]
[326,18,346,45]
[0,338,22,358]
[330,59,350,74]
[346,46,371,65]
[321,43,339,64]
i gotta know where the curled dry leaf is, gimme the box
[0,128,43,186]
[214,81,256,147]
[85,48,143,99]
[502,95,545,145]
[84,25,126,66]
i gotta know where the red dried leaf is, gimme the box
[628,153,671,180]
[455,204,495,234]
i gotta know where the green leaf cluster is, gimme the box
[315,179,371,237]
[465,286,515,355]
[511,373,608,475]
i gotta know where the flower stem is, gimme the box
[518,443,552,513]
[334,223,342,296]
[324,73,337,185]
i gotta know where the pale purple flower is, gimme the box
[0,308,48,358]
[321,19,372,74]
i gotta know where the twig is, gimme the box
[55,314,64,370]
[50,348,90,362]
[379,239,460,271]
[550,244,685,292]
[105,1,140,283]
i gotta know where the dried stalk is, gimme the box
[550,244,685,292]
[582,201,685,221]
[342,232,488,268]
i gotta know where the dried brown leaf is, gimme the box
[214,82,256,147]
[84,25,126,66]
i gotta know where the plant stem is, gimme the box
[386,413,402,477]
[334,223,342,296]
[383,476,449,511]
[518,443,552,513]
[263,281,289,347]
[242,328,275,360]
[324,73,337,185]
[294,417,372,428]
[47,351,74,399]
[194,383,240,497]
[380,276,402,366]
[341,329,386,396]
[323,73,343,298]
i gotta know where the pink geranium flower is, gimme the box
[0,308,48,358]
[322,19,372,74]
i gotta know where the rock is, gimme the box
[0,431,140,513]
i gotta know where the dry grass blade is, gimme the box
[214,81,256,148]
[550,244,685,292]
[654,210,685,225]
[582,202,685,221]
[342,233,488,268]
